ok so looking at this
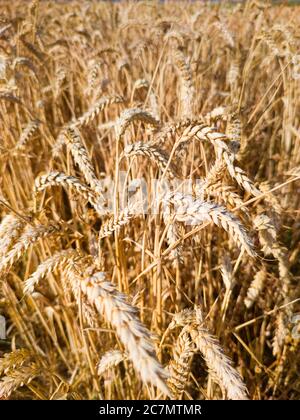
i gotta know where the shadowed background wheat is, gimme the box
[0,0,300,400]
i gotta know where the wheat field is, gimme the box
[0,0,300,401]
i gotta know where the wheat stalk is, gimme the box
[152,118,201,146]
[0,214,25,257]
[0,364,41,399]
[65,267,170,396]
[244,269,266,309]
[213,20,235,49]
[63,126,104,196]
[171,308,248,400]
[177,123,231,155]
[97,350,127,376]
[23,249,78,295]
[115,108,160,140]
[189,326,248,400]
[222,151,260,197]
[99,203,138,239]
[34,171,107,216]
[15,119,40,150]
[168,330,195,399]
[76,95,124,127]
[0,349,32,375]
[173,48,195,118]
[0,223,60,274]
[121,142,177,179]
[163,192,256,257]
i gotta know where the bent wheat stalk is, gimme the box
[99,203,139,239]
[115,108,160,140]
[23,249,79,295]
[163,192,256,257]
[34,171,107,216]
[171,308,248,400]
[65,267,170,396]
[222,152,260,197]
[152,118,202,146]
[75,95,124,127]
[191,328,248,400]
[178,124,230,152]
[63,126,104,196]
[0,214,25,257]
[121,142,177,179]
[0,223,60,274]
[97,350,127,376]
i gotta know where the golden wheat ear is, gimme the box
[163,192,256,258]
[65,267,171,397]
[170,308,249,400]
